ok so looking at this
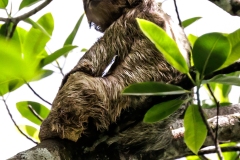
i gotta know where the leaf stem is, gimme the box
[187,72,196,85]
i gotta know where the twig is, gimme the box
[0,0,52,23]
[173,0,182,26]
[26,83,52,106]
[165,146,240,160]
[206,83,223,159]
[28,105,43,122]
[196,86,223,160]
[1,98,38,144]
[55,60,65,77]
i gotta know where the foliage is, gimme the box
[123,18,240,157]
[0,1,84,142]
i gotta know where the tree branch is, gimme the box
[9,105,240,159]
[26,83,52,106]
[173,0,182,26]
[0,0,52,24]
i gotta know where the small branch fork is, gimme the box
[0,0,53,24]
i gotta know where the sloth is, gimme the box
[40,0,190,155]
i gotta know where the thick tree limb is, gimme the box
[209,0,240,16]
[9,105,240,160]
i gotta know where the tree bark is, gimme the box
[9,105,240,160]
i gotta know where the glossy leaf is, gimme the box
[203,72,239,103]
[24,18,51,38]
[193,33,231,76]
[19,0,41,10]
[184,104,207,154]
[203,74,240,86]
[122,82,190,96]
[18,125,40,142]
[182,17,201,28]
[137,18,189,73]
[144,99,185,123]
[0,0,8,9]
[16,101,50,125]
[222,28,240,68]
[41,45,77,67]
[64,13,84,46]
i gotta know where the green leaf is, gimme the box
[193,33,231,76]
[0,0,8,9]
[16,101,50,125]
[144,99,185,123]
[203,74,240,86]
[64,13,84,46]
[24,18,51,38]
[23,13,54,60]
[222,28,240,68]
[182,17,201,28]
[184,104,207,154]
[19,0,41,10]
[210,83,231,102]
[188,34,198,48]
[186,156,201,160]
[137,18,189,73]
[221,143,238,160]
[18,125,39,142]
[0,26,28,95]
[41,45,77,67]
[31,69,53,81]
[81,48,88,52]
[122,82,191,96]
[0,78,25,96]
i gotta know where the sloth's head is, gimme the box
[83,0,142,32]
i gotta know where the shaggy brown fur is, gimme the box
[40,0,190,153]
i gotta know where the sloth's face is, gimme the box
[83,0,132,32]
